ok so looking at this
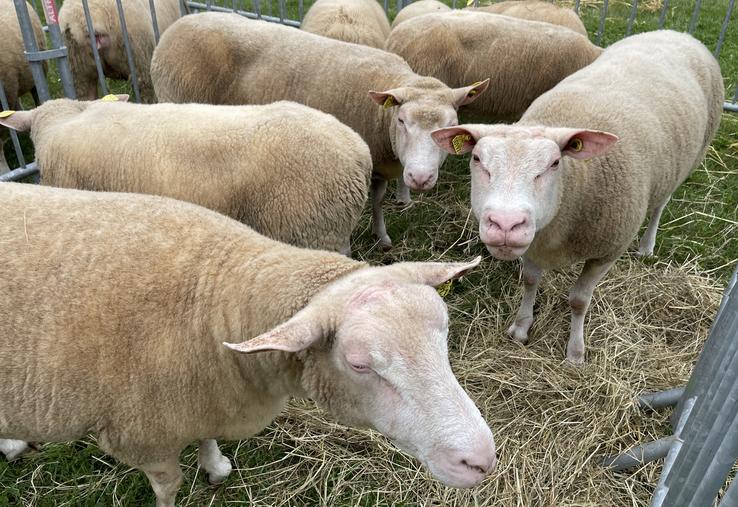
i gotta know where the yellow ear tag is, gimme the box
[0,110,15,118]
[568,137,583,152]
[468,81,483,96]
[100,94,119,102]
[452,134,472,155]
[466,0,476,6]
[436,280,453,298]
[383,96,396,109]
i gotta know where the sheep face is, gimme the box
[432,124,618,260]
[225,258,496,488]
[369,79,489,192]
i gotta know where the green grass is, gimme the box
[1,1,737,506]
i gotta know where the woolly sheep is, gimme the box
[0,182,496,506]
[391,0,450,29]
[386,10,601,121]
[301,0,391,49]
[0,97,371,254]
[0,0,45,173]
[431,31,723,364]
[59,0,182,103]
[151,12,489,250]
[468,1,587,36]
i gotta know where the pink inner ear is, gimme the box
[431,127,476,155]
[562,130,618,159]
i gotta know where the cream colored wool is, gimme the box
[0,98,371,253]
[469,1,587,36]
[0,0,45,173]
[392,0,451,28]
[439,30,724,362]
[386,10,602,121]
[301,0,391,49]
[0,182,491,506]
[59,0,182,103]
[151,12,488,249]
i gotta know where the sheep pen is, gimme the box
[1,1,737,506]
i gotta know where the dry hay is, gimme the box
[197,258,718,506]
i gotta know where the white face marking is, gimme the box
[394,102,459,192]
[470,129,564,260]
[326,282,496,488]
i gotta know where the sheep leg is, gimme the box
[140,458,183,507]
[198,439,232,485]
[507,257,543,344]
[566,259,614,364]
[396,178,412,205]
[371,176,392,250]
[0,140,9,175]
[0,439,30,461]
[638,197,670,257]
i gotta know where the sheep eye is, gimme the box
[350,364,371,374]
[398,118,405,125]
[551,160,560,167]
[472,154,480,162]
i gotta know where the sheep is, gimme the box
[150,12,489,250]
[0,182,496,506]
[0,0,45,173]
[468,1,588,36]
[0,97,372,254]
[301,0,391,49]
[58,0,182,103]
[431,30,724,364]
[386,10,601,121]
[391,0,450,29]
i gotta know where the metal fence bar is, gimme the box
[626,0,638,36]
[13,0,51,103]
[574,0,580,15]
[688,0,703,35]
[656,276,738,505]
[0,161,39,182]
[148,0,161,44]
[82,0,109,97]
[602,436,674,472]
[278,0,285,22]
[298,0,303,20]
[114,0,141,102]
[595,0,609,46]
[639,387,685,410]
[0,82,27,171]
[658,0,670,29]
[715,0,736,58]
[254,0,261,19]
[179,0,188,17]
[40,0,76,99]
[186,2,300,26]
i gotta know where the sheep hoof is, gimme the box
[206,456,232,485]
[396,195,412,206]
[506,322,530,344]
[565,352,585,366]
[636,247,654,257]
[0,440,31,461]
[379,235,393,251]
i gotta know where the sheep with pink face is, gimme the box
[0,183,496,506]
[432,31,724,364]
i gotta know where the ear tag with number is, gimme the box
[452,134,472,155]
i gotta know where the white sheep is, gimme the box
[468,1,588,36]
[59,0,182,103]
[391,0,450,29]
[386,10,601,121]
[151,12,489,250]
[0,0,45,173]
[0,182,496,506]
[301,0,391,49]
[431,30,724,363]
[0,97,371,254]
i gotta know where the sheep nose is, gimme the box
[405,171,435,192]
[486,213,528,234]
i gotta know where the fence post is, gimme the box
[13,0,51,102]
[39,0,77,98]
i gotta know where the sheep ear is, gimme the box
[547,127,618,160]
[0,110,33,132]
[224,307,328,354]
[368,89,404,109]
[386,256,482,287]
[431,126,479,155]
[452,78,490,107]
